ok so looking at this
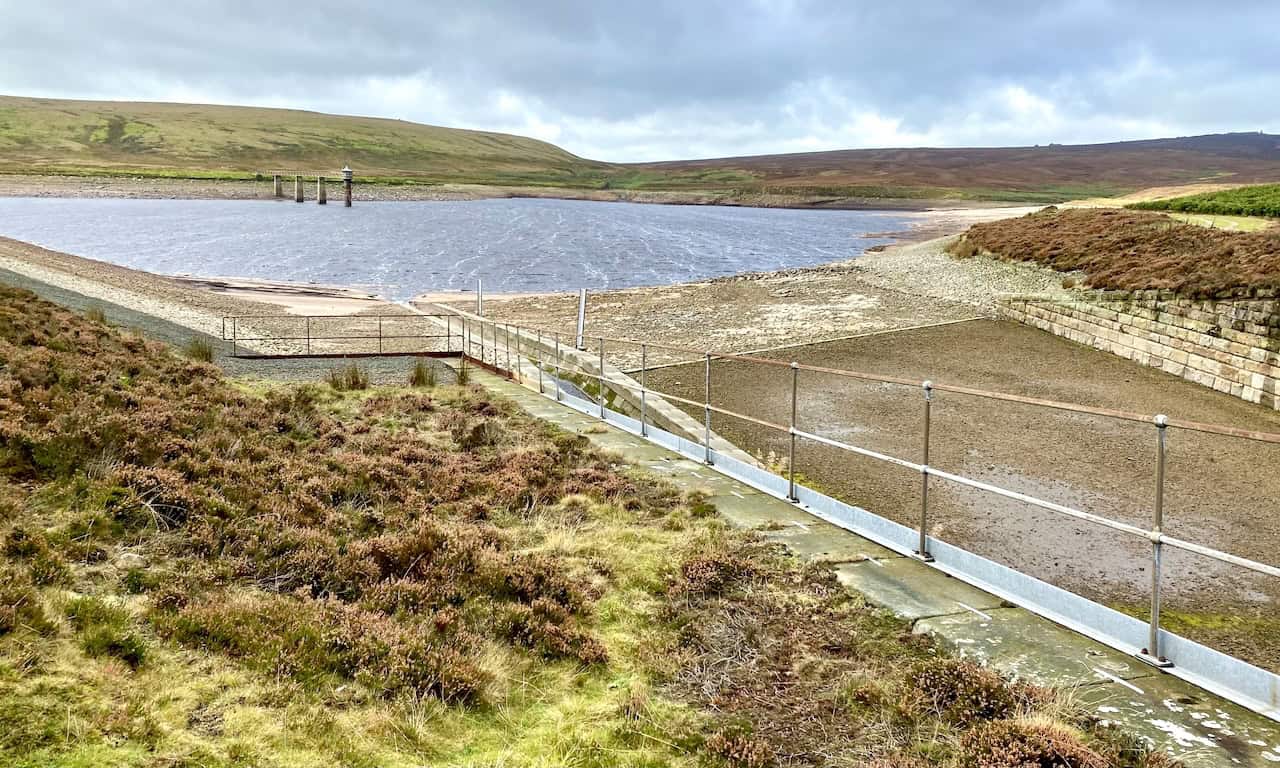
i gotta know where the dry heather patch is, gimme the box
[661,534,1179,767]
[0,285,1179,766]
[951,207,1280,297]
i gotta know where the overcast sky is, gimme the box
[2,1,1277,162]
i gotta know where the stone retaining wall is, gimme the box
[999,291,1280,409]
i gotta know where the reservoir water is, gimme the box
[0,196,917,299]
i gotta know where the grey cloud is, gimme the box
[0,0,1277,160]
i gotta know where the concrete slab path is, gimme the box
[468,365,1280,767]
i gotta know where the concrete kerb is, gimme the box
[409,300,759,466]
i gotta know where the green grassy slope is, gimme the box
[0,95,613,186]
[4,95,1280,202]
[1128,183,1280,217]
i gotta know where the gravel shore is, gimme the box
[424,234,1082,367]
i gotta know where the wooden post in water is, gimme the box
[273,174,282,197]
[294,175,304,203]
[317,176,327,205]
[342,166,353,207]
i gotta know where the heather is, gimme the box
[951,207,1280,297]
[0,285,1173,766]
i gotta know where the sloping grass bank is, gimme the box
[0,286,1173,766]
[1129,183,1280,218]
[951,207,1280,297]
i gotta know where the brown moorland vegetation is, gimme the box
[951,207,1280,297]
[0,285,1175,766]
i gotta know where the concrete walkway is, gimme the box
[468,366,1280,767]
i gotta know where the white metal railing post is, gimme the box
[378,316,383,354]
[536,337,544,394]
[598,337,606,418]
[554,333,562,401]
[1144,414,1173,667]
[640,343,648,437]
[476,278,484,316]
[575,289,587,350]
[916,380,935,562]
[505,323,511,374]
[305,317,311,355]
[446,315,452,354]
[514,326,521,382]
[703,352,713,465]
[788,362,799,501]
[231,317,238,357]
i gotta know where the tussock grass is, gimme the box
[326,361,369,391]
[182,337,214,362]
[408,359,437,387]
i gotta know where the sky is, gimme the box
[1,1,1277,162]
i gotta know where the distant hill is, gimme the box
[2,95,1280,203]
[627,132,1280,203]
[0,95,610,187]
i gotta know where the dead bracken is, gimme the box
[951,207,1280,297]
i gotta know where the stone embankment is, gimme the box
[1001,291,1280,408]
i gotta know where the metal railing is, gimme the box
[220,313,460,358]
[211,308,1280,672]
[447,313,1280,669]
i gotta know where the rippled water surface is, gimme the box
[0,197,915,299]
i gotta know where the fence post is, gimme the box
[505,324,511,375]
[514,326,521,382]
[575,289,587,350]
[703,352,713,465]
[598,337,606,419]
[231,317,238,357]
[378,316,383,355]
[476,279,484,317]
[536,336,544,394]
[915,381,935,562]
[446,315,452,355]
[554,333,563,402]
[788,362,799,501]
[306,317,311,355]
[1144,414,1173,667]
[640,343,648,437]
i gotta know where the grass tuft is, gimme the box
[183,337,214,362]
[65,595,148,667]
[327,361,370,391]
[409,359,437,387]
